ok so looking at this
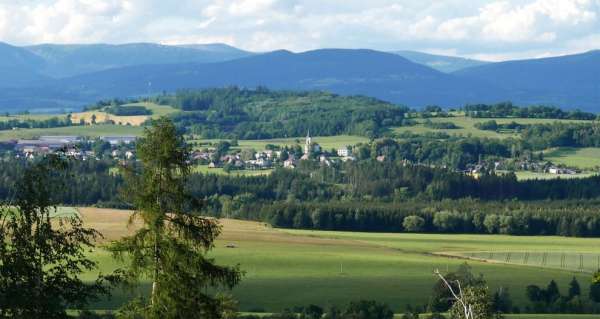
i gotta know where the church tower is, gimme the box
[304,130,312,155]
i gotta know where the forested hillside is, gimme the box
[156,87,410,138]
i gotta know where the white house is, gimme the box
[337,147,351,157]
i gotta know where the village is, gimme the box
[192,133,357,171]
[0,133,587,178]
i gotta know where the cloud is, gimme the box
[0,0,599,60]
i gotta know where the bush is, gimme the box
[403,215,426,232]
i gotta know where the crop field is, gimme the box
[74,208,600,313]
[190,135,369,151]
[0,124,144,140]
[393,116,590,139]
[545,148,600,170]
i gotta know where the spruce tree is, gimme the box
[110,118,242,318]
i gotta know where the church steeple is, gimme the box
[304,130,312,154]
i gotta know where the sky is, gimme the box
[0,0,599,61]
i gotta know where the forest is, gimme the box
[152,87,409,139]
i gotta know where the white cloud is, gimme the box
[0,0,599,60]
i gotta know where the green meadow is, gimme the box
[545,148,600,170]
[393,116,590,139]
[79,211,600,313]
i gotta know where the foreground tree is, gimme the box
[110,118,242,318]
[434,268,502,319]
[0,155,116,318]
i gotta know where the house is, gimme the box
[284,159,297,168]
[125,151,135,159]
[376,155,386,162]
[337,147,351,157]
[319,155,332,166]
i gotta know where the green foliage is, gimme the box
[448,285,501,319]
[105,106,151,116]
[465,102,596,120]
[430,264,484,312]
[0,156,118,318]
[162,87,409,139]
[109,117,242,318]
[402,215,425,232]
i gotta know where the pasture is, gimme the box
[514,171,597,180]
[545,148,600,170]
[75,208,600,313]
[393,116,590,139]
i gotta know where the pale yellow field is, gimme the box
[70,111,149,126]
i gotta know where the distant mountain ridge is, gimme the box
[0,42,599,112]
[393,50,489,73]
[455,50,600,109]
[48,48,504,109]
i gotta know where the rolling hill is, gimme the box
[393,50,489,73]
[455,50,600,110]
[0,42,49,88]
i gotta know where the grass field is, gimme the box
[514,171,597,180]
[75,208,600,313]
[394,116,590,139]
[191,135,370,151]
[545,148,600,170]
[0,113,64,122]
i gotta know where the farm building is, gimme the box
[100,136,137,145]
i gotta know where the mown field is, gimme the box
[74,208,600,314]
[545,148,600,170]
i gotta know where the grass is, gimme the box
[76,208,600,313]
[513,171,597,180]
[393,116,590,139]
[545,148,600,170]
[122,102,178,118]
[0,113,64,122]
[190,135,369,151]
[0,124,144,140]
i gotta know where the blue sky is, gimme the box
[1,0,599,61]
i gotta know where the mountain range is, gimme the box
[0,42,599,112]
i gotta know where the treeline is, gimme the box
[104,105,151,116]
[153,87,409,139]
[0,116,72,131]
[475,120,527,132]
[222,199,600,237]
[464,102,596,120]
[0,158,124,207]
[521,123,600,150]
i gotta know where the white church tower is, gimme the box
[304,130,312,155]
